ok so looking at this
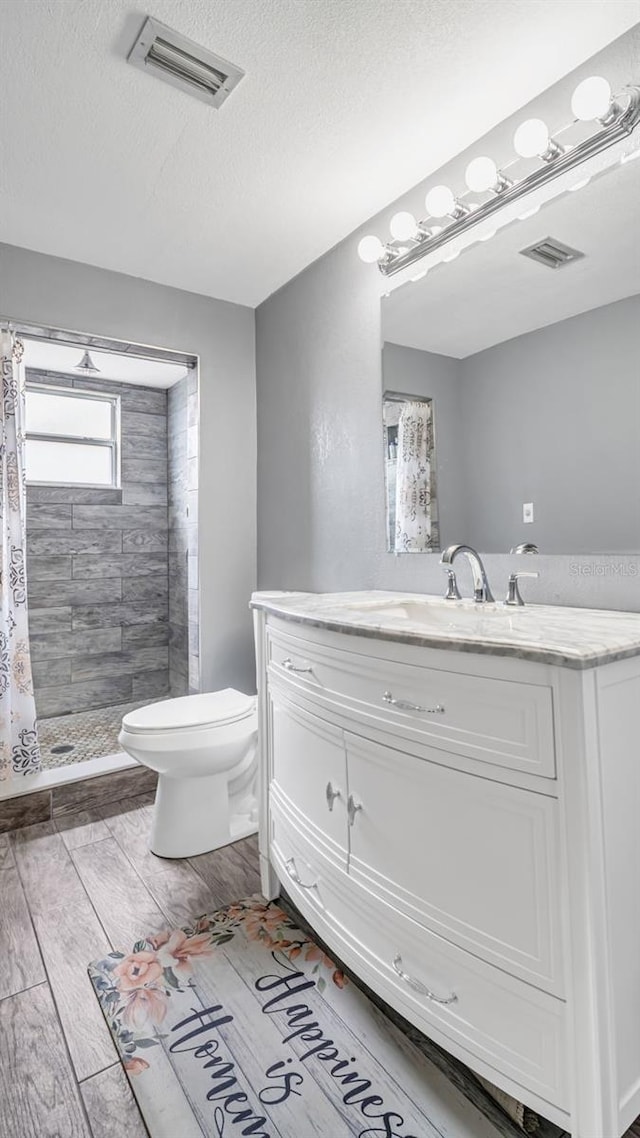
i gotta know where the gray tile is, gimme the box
[121,433,167,460]
[71,552,167,579]
[73,378,166,415]
[27,530,123,556]
[120,457,167,484]
[27,555,72,581]
[121,621,169,648]
[52,766,157,817]
[36,676,133,718]
[170,673,189,697]
[189,655,200,689]
[187,455,198,490]
[72,601,167,630]
[28,577,122,608]
[25,368,72,387]
[32,657,72,687]
[122,528,168,552]
[187,371,198,398]
[121,410,167,439]
[168,623,188,651]
[72,504,168,530]
[26,503,72,530]
[28,607,73,634]
[169,590,188,626]
[30,628,121,660]
[71,646,169,682]
[188,394,198,427]
[123,574,168,602]
[27,486,122,505]
[189,621,200,655]
[188,588,199,624]
[121,483,168,506]
[132,669,170,700]
[187,424,198,458]
[169,644,188,679]
[0,791,51,834]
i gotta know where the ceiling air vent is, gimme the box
[519,237,585,270]
[127,17,245,108]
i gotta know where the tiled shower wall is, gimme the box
[167,373,200,696]
[26,369,172,718]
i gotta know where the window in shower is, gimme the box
[25,385,121,488]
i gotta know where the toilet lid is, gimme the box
[122,689,256,734]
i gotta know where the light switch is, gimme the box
[523,502,534,524]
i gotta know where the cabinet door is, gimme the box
[344,732,562,993]
[269,689,348,857]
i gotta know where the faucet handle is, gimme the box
[505,570,539,607]
[443,568,461,601]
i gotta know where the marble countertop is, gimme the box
[251,590,640,669]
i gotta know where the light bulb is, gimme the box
[425,185,456,217]
[465,156,498,193]
[518,205,540,220]
[621,147,640,164]
[357,235,385,264]
[479,230,497,242]
[514,118,550,158]
[442,249,460,262]
[571,76,612,122]
[389,212,419,241]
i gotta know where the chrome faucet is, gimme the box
[440,544,494,603]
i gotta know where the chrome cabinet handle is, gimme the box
[285,857,318,891]
[383,691,445,715]
[392,954,457,1005]
[347,793,362,827]
[282,657,313,674]
[325,782,341,811]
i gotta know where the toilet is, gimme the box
[118,688,258,859]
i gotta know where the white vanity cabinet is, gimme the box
[253,599,640,1138]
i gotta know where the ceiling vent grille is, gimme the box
[127,17,245,108]
[519,237,585,270]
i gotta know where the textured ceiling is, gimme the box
[1,0,639,307]
[382,156,640,357]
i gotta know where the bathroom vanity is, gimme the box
[252,590,640,1138]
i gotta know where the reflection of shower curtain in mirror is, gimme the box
[0,331,40,780]
[394,400,433,553]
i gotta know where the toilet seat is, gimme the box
[122,688,255,735]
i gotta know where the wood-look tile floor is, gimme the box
[1,794,639,1138]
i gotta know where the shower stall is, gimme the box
[0,323,200,821]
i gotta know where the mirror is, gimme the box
[381,156,640,554]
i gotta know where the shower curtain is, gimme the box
[394,400,434,553]
[0,330,40,780]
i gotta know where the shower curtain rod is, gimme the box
[0,317,197,368]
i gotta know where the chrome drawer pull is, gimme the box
[347,793,362,827]
[392,954,457,1005]
[285,857,318,891]
[383,691,445,715]
[326,782,341,811]
[282,657,313,674]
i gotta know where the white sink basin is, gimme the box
[333,596,522,631]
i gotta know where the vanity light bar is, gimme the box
[358,77,640,276]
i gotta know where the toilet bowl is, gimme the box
[119,688,258,858]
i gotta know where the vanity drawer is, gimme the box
[267,623,556,779]
[270,798,567,1110]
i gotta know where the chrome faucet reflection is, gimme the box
[440,544,495,603]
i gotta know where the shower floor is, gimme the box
[38,699,158,770]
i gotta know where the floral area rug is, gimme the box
[89,896,508,1138]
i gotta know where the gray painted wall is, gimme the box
[167,372,200,697]
[26,370,172,717]
[1,242,257,695]
[256,29,640,613]
[383,295,640,555]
